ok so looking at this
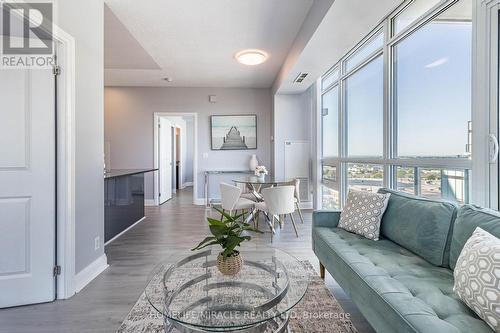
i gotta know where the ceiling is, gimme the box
[104,0,315,88]
[104,5,160,70]
[277,0,403,94]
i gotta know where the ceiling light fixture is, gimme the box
[235,49,268,66]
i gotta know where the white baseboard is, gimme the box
[299,201,313,210]
[74,254,108,293]
[194,198,206,206]
[145,199,156,206]
[183,182,193,187]
[105,216,146,246]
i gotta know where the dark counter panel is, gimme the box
[104,173,145,243]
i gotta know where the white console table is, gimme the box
[204,170,253,208]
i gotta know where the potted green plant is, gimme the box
[192,208,262,276]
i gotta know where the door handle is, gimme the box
[489,133,499,163]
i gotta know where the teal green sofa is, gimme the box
[312,188,500,333]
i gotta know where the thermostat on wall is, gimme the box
[209,95,217,103]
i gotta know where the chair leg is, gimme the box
[296,202,304,224]
[220,209,225,221]
[289,213,299,237]
[320,262,325,279]
[264,212,273,243]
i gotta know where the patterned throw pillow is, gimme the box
[454,227,500,332]
[338,189,390,241]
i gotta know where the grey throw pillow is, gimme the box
[454,227,500,332]
[338,189,390,241]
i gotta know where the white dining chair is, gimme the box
[219,183,255,219]
[255,186,298,240]
[286,179,304,224]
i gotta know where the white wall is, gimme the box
[273,89,313,180]
[104,87,272,201]
[184,118,195,184]
[56,0,105,273]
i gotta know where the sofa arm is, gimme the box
[312,210,341,228]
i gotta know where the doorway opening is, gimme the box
[154,113,198,206]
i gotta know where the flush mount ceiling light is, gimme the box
[235,49,268,66]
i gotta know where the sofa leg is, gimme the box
[320,262,325,279]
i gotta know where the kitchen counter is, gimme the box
[104,168,157,179]
[104,168,157,244]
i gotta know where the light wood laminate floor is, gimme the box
[0,188,375,333]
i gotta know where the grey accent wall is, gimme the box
[57,0,105,273]
[104,87,272,201]
[272,0,334,94]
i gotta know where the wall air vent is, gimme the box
[294,72,308,83]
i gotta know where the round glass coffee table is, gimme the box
[145,247,309,332]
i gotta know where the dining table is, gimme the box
[232,175,294,237]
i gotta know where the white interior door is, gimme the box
[0,68,56,307]
[159,118,173,204]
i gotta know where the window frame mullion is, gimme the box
[318,0,472,208]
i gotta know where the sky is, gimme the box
[211,115,256,128]
[322,20,472,158]
[396,22,471,157]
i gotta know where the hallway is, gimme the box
[0,188,372,333]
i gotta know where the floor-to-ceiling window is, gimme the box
[321,68,340,208]
[320,0,472,208]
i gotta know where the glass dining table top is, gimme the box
[145,247,309,331]
[232,175,294,185]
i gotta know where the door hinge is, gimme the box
[53,265,61,276]
[159,192,161,197]
[53,66,61,76]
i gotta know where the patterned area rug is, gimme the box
[117,261,357,333]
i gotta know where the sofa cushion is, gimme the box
[450,205,500,270]
[453,227,500,331]
[378,188,458,267]
[338,189,390,240]
[313,227,494,333]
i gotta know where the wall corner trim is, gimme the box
[182,182,194,188]
[74,254,108,293]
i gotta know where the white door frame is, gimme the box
[154,112,198,206]
[47,26,76,299]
